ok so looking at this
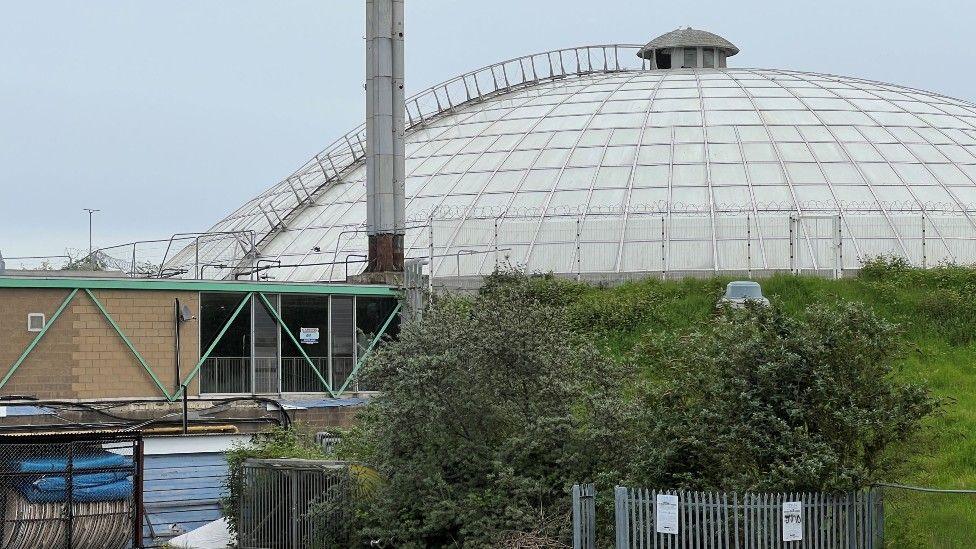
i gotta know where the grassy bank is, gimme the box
[555,261,976,547]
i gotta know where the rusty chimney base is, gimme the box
[367,233,404,271]
[348,234,404,285]
[367,233,404,272]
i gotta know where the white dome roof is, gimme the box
[174,45,976,282]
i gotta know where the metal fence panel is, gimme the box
[0,432,143,549]
[612,487,883,549]
[572,483,596,549]
[425,210,976,285]
[238,459,350,549]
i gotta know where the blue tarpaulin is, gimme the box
[34,471,130,491]
[11,451,132,503]
[18,478,132,503]
[15,452,130,473]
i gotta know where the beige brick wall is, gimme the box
[0,288,200,399]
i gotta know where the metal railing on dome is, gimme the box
[180,45,650,268]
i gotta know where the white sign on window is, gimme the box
[782,501,803,541]
[655,494,679,535]
[299,327,320,344]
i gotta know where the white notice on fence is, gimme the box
[782,501,803,542]
[655,494,679,535]
[299,327,320,344]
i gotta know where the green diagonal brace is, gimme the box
[256,293,336,397]
[0,289,79,390]
[175,291,253,400]
[84,289,173,400]
[337,302,401,395]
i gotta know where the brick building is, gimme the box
[0,276,400,428]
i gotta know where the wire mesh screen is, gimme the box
[238,459,350,549]
[0,432,143,549]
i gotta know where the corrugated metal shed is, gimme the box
[142,452,227,547]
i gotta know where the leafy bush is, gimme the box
[334,271,939,546]
[344,272,624,548]
[609,301,940,492]
[857,256,976,344]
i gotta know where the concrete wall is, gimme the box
[0,288,200,399]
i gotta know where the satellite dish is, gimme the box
[179,304,195,322]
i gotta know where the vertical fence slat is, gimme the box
[733,492,740,549]
[645,488,653,549]
[572,484,581,549]
[693,492,699,549]
[640,488,648,549]
[632,488,640,549]
[615,486,627,549]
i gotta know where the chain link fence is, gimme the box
[0,432,143,549]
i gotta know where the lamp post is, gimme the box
[83,208,100,268]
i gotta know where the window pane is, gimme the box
[280,294,329,393]
[710,163,747,184]
[776,142,815,162]
[786,163,826,184]
[742,143,778,162]
[708,143,742,163]
[748,163,786,184]
[200,293,252,394]
[673,143,705,163]
[633,165,670,187]
[332,297,356,390]
[673,164,707,186]
[253,295,280,394]
[702,48,714,68]
[638,145,671,164]
[356,297,400,391]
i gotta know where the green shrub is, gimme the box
[346,271,625,548]
[610,301,940,492]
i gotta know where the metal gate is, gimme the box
[790,215,843,278]
[0,431,144,549]
[238,458,350,549]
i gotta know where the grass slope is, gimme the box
[559,262,976,547]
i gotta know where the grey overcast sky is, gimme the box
[1,0,973,259]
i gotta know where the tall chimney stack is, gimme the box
[365,0,406,273]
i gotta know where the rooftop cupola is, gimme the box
[637,27,738,69]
